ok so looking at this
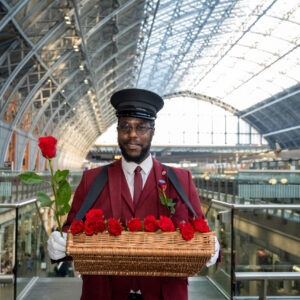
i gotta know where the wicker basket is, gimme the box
[66,230,215,277]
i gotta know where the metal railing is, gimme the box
[205,200,300,300]
[234,272,300,300]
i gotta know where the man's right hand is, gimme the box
[47,231,67,260]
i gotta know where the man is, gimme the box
[47,88,220,300]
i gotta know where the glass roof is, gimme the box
[137,0,300,110]
[1,0,300,169]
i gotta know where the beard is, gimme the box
[118,137,152,164]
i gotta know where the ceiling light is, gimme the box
[79,64,84,70]
[84,79,89,84]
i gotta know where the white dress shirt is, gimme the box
[121,154,153,201]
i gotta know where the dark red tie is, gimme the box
[132,166,142,292]
[133,166,143,207]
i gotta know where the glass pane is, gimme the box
[234,207,300,298]
[0,208,15,300]
[202,203,232,298]
[15,202,52,297]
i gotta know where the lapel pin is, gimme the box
[162,170,166,176]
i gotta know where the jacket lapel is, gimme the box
[136,158,170,216]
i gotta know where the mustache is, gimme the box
[124,140,142,146]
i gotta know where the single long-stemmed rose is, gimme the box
[158,179,176,214]
[18,136,71,237]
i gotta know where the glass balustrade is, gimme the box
[203,200,300,299]
[1,169,300,300]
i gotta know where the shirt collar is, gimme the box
[122,154,153,175]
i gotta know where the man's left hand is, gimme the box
[206,236,220,267]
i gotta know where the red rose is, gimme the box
[127,218,143,232]
[95,219,106,233]
[107,218,123,236]
[38,136,57,159]
[192,218,210,233]
[86,209,103,222]
[71,220,84,234]
[85,219,96,235]
[144,216,159,232]
[179,221,194,241]
[158,216,175,232]
[158,179,167,191]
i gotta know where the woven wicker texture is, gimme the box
[66,231,215,277]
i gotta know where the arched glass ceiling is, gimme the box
[137,0,300,111]
[96,96,267,146]
[0,0,299,170]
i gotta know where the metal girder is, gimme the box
[53,91,96,138]
[85,0,141,41]
[96,54,135,89]
[0,19,65,107]
[158,0,220,94]
[163,91,239,115]
[41,84,98,137]
[11,51,72,128]
[240,89,300,118]
[90,17,143,64]
[223,43,300,99]
[263,125,300,138]
[145,0,184,88]
[191,0,278,90]
[167,0,237,93]
[17,0,49,28]
[71,0,101,135]
[0,64,36,119]
[28,69,82,133]
[0,0,30,31]
[0,40,18,65]
[135,0,160,85]
[0,51,73,166]
[94,40,137,74]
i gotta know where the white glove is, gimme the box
[206,236,220,267]
[47,231,67,260]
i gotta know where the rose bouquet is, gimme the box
[18,136,71,237]
[70,208,210,241]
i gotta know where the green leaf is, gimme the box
[63,203,71,214]
[54,170,69,184]
[57,207,65,216]
[159,194,166,205]
[37,192,52,207]
[56,180,71,205]
[57,203,71,216]
[18,172,44,184]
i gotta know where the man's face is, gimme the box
[117,117,154,164]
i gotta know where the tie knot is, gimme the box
[135,166,142,174]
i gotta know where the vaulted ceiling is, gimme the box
[0,0,299,169]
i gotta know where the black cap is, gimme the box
[110,88,164,120]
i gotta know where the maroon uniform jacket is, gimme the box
[63,158,204,300]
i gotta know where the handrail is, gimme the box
[235,272,300,300]
[235,272,300,280]
[211,199,300,209]
[0,198,37,208]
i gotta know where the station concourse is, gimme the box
[0,0,300,299]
